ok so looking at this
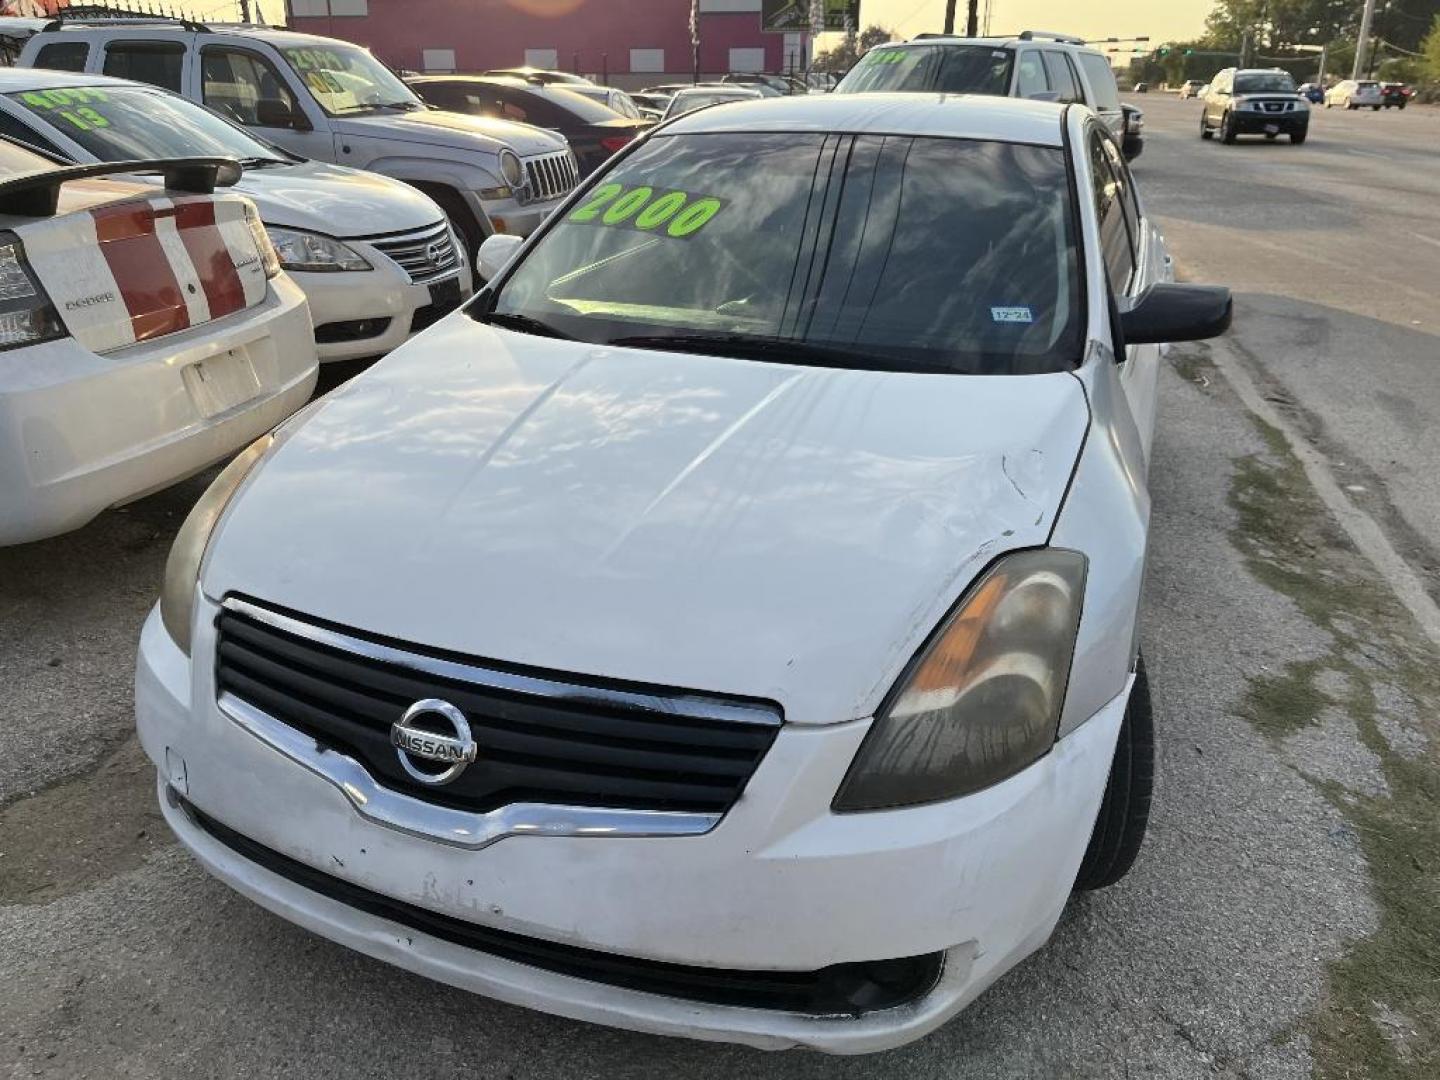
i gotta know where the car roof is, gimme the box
[0,66,153,92]
[35,23,355,50]
[879,33,1104,56]
[662,92,1069,147]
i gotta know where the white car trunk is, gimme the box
[13,182,267,354]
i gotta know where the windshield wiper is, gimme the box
[337,100,424,114]
[238,156,289,169]
[607,332,886,370]
[484,311,576,340]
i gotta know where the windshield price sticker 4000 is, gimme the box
[568,185,724,239]
[19,88,111,131]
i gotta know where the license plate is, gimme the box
[183,348,262,418]
[1264,124,1279,134]
[429,277,463,314]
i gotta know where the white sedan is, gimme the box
[1325,79,1384,109]
[0,143,314,545]
[0,69,472,362]
[136,95,1230,1052]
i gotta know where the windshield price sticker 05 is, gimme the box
[19,87,112,131]
[569,185,724,239]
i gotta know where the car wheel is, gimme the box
[1347,102,1357,110]
[1265,132,1278,140]
[1325,100,1332,108]
[1220,112,1237,143]
[1291,127,1308,144]
[411,182,486,263]
[1372,105,1381,111]
[1073,655,1155,892]
[1199,111,1213,139]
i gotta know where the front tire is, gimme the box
[1220,112,1237,144]
[1199,111,1213,139]
[1291,127,1308,144]
[1073,656,1155,892]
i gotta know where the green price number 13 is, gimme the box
[569,184,723,238]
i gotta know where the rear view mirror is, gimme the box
[1120,283,1232,344]
[476,233,524,283]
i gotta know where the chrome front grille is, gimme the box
[367,221,460,285]
[522,151,579,205]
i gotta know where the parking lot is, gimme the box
[2,91,1438,1078]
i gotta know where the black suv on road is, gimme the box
[1200,68,1310,144]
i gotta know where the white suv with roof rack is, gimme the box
[835,30,1124,139]
[17,17,579,253]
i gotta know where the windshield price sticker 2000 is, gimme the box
[569,185,724,239]
[19,88,112,131]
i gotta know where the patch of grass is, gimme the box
[1241,659,1331,738]
[1228,421,1440,1079]
[1169,343,1219,389]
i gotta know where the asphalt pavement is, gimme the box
[1,93,1437,1078]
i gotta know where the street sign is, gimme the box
[762,0,858,33]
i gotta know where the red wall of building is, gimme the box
[287,0,790,79]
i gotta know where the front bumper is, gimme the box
[136,601,1128,1053]
[1232,111,1308,134]
[0,277,315,546]
[294,239,472,364]
[470,190,567,239]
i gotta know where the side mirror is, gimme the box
[476,233,524,283]
[1120,283,1232,344]
[256,98,312,132]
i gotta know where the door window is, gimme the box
[1015,51,1049,98]
[202,47,302,128]
[1089,130,1134,294]
[1041,51,1080,104]
[102,42,185,92]
[1075,51,1121,111]
[33,42,89,72]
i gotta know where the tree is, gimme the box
[813,25,895,72]
[1425,15,1440,81]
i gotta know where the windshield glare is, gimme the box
[9,85,281,162]
[490,132,1081,376]
[836,45,1014,95]
[282,43,420,115]
[1235,73,1297,94]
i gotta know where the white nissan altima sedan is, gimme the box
[136,94,1231,1053]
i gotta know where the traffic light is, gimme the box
[1158,46,1170,56]
[1184,48,1194,55]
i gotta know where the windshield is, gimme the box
[487,132,1081,376]
[281,43,421,116]
[666,92,753,117]
[1234,72,1296,94]
[836,45,1014,95]
[8,85,285,163]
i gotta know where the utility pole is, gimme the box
[1352,0,1377,79]
[966,0,979,37]
[1316,43,1328,86]
[238,0,251,22]
[943,0,957,35]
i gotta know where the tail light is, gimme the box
[242,201,281,279]
[600,135,634,155]
[0,232,63,350]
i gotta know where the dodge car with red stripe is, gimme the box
[0,139,316,545]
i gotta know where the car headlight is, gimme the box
[833,549,1087,811]
[160,435,272,655]
[266,226,372,273]
[499,148,524,187]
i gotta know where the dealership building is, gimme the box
[284,0,821,86]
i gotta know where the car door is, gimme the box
[1206,72,1231,125]
[1088,125,1161,464]
[1073,50,1125,139]
[199,42,336,161]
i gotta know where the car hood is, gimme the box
[234,159,443,236]
[330,109,569,156]
[205,319,1090,725]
